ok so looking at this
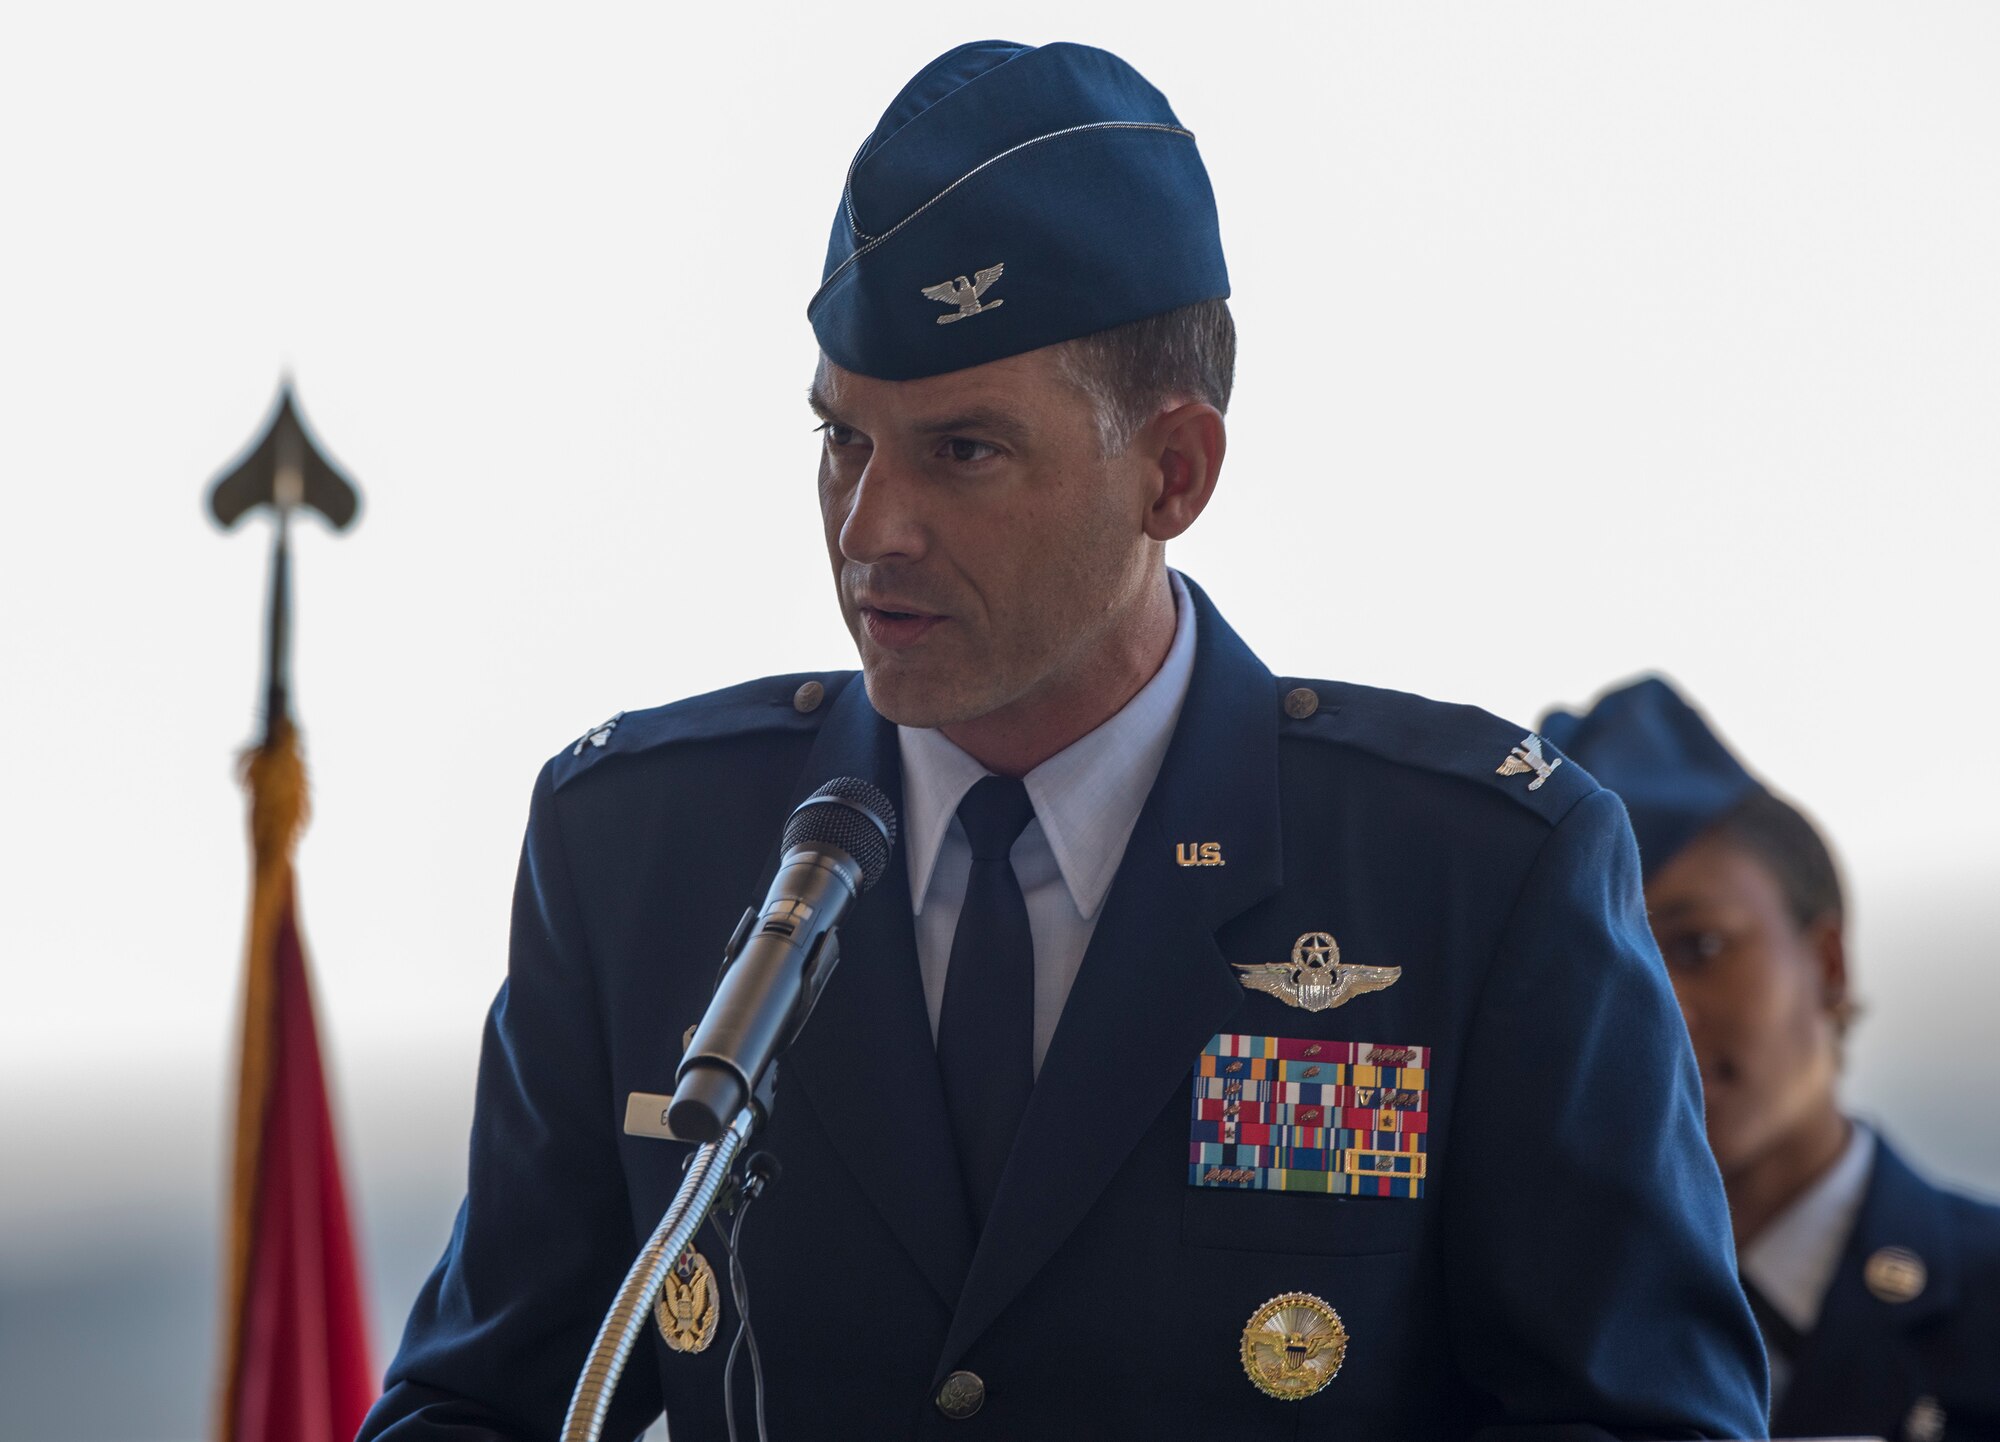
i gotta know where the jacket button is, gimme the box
[1283,686,1320,720]
[793,680,826,714]
[1903,1396,1946,1442]
[935,1370,985,1419]
[1864,1245,1927,1303]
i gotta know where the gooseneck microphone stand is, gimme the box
[560,1106,755,1442]
[558,777,897,1442]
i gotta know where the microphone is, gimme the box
[669,777,898,1141]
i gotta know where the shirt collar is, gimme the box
[898,570,1199,919]
[1739,1120,1877,1333]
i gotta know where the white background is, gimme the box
[2,4,1996,1437]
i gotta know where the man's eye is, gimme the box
[818,422,859,447]
[941,437,998,463]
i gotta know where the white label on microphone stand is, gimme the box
[623,1092,684,1141]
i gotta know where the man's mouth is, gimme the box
[858,604,945,649]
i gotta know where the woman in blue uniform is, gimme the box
[1544,677,2000,1442]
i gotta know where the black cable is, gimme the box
[712,1206,748,1442]
[710,1153,777,1442]
[712,1206,756,1442]
[730,1202,768,1442]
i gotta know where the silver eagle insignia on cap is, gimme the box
[1496,734,1563,791]
[1234,933,1401,1013]
[922,263,1005,324]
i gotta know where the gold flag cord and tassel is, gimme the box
[217,718,309,1438]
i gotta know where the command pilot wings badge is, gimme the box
[1496,733,1563,790]
[1234,932,1400,1013]
[922,263,1005,324]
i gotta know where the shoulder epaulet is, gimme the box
[549,670,856,791]
[1274,677,1598,825]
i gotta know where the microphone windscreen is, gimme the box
[784,777,898,891]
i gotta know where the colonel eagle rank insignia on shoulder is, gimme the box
[549,673,849,792]
[572,712,622,756]
[1496,733,1563,790]
[1275,675,1593,828]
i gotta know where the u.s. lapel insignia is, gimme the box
[1496,734,1563,790]
[1241,1291,1347,1399]
[573,711,623,756]
[653,1246,720,1353]
[922,263,1005,324]
[1234,932,1401,1013]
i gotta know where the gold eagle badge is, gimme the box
[653,1246,720,1354]
[1241,1291,1348,1399]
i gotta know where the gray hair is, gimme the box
[1052,298,1237,454]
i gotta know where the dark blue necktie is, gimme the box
[937,775,1038,1230]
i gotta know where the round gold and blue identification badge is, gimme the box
[1241,1291,1347,1399]
[654,1246,720,1353]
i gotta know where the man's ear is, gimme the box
[1139,401,1225,542]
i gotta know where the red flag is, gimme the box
[218,721,373,1442]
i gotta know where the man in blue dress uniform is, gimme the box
[361,42,1766,1439]
[1543,678,2000,1442]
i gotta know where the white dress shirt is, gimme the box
[897,570,1197,1075]
[1738,1119,1876,1399]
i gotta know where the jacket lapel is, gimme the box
[935,584,1285,1375]
[1773,1137,1957,1439]
[779,674,976,1309]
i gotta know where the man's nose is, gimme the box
[838,456,926,566]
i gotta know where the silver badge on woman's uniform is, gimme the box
[1234,932,1400,1013]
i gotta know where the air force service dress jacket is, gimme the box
[362,582,1767,1441]
[1773,1137,2000,1441]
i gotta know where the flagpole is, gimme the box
[263,507,291,746]
[207,382,370,1442]
[260,419,310,746]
